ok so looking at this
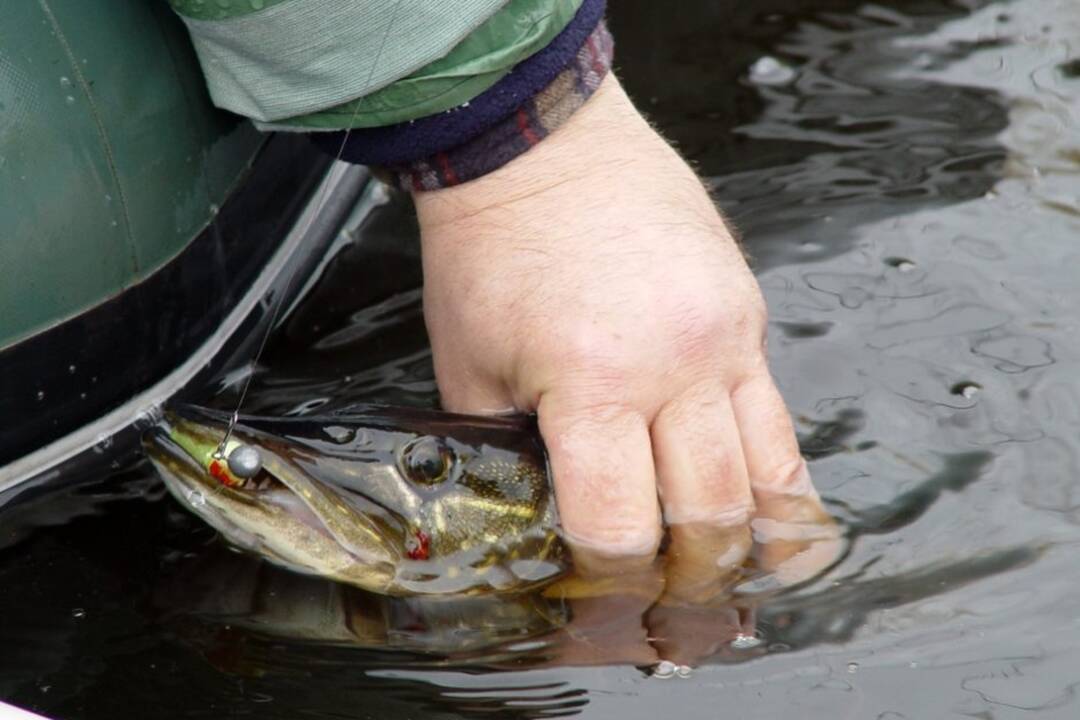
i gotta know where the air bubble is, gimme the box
[65,96,75,105]
[653,660,677,679]
[93,434,114,454]
[71,608,86,619]
[749,56,797,86]
[950,381,982,399]
[59,76,72,88]
[730,633,763,650]
[884,257,917,272]
[847,662,859,674]
[324,425,356,444]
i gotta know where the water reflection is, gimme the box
[6,0,1080,717]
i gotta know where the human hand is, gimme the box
[414,75,836,569]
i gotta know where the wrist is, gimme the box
[414,74,695,230]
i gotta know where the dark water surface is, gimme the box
[5,0,1080,717]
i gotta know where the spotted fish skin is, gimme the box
[144,405,566,596]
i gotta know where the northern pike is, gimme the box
[144,405,564,597]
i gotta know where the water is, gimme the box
[4,0,1080,716]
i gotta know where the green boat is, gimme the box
[0,2,371,484]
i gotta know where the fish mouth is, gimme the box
[143,407,406,570]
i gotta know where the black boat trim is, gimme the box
[0,135,369,485]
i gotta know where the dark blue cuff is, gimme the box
[310,0,607,167]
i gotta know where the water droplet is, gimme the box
[730,633,763,650]
[675,665,693,678]
[884,257,917,272]
[749,56,797,86]
[65,95,75,105]
[71,608,86,619]
[324,425,356,444]
[653,660,677,679]
[847,662,859,674]
[951,381,982,399]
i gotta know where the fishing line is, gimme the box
[215,0,406,457]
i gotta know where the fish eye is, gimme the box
[400,436,453,485]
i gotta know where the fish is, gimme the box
[143,405,565,597]
[157,545,570,665]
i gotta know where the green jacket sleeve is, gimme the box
[259,0,582,131]
[170,0,511,122]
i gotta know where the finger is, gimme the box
[731,373,814,496]
[650,387,756,601]
[537,394,662,568]
[651,383,755,527]
[546,592,661,667]
[661,522,751,605]
[646,603,743,668]
[731,374,845,582]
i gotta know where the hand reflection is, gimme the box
[158,488,844,675]
[540,491,844,670]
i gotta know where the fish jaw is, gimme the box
[143,417,402,594]
[145,405,569,596]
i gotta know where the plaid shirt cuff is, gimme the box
[389,20,614,192]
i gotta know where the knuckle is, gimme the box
[758,456,812,496]
[563,521,662,558]
[543,325,632,380]
[663,500,756,527]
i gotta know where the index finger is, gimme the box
[537,392,662,571]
